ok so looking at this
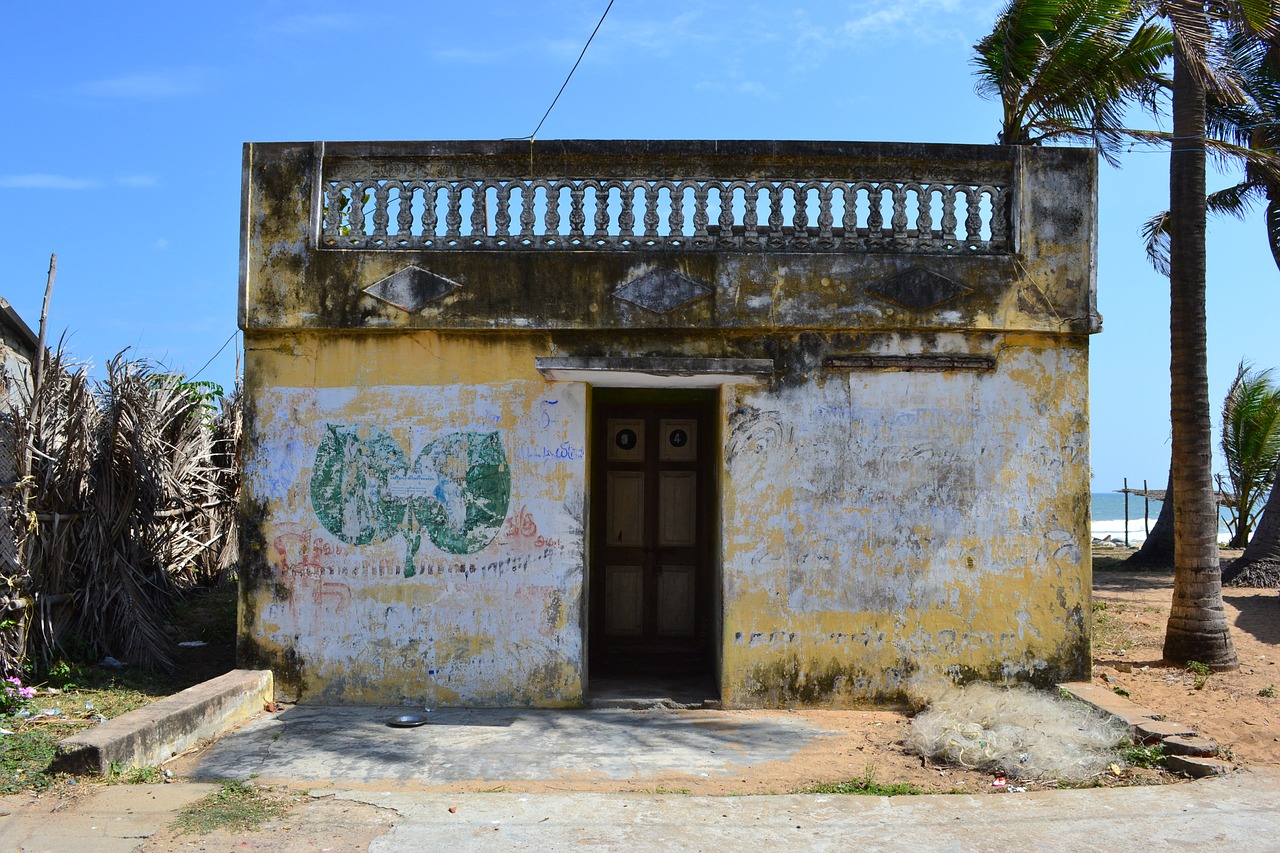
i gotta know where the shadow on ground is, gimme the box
[174,706,843,789]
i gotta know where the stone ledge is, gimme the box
[1166,755,1234,778]
[54,669,272,775]
[1134,719,1199,744]
[1057,681,1166,727]
[1161,735,1220,757]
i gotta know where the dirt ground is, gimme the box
[1091,550,1280,770]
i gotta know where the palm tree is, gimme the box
[973,0,1171,162]
[1133,27,1280,571]
[1160,0,1278,671]
[1218,362,1280,546]
[1124,471,1176,566]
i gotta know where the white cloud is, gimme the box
[76,68,212,100]
[0,173,160,190]
[736,81,773,98]
[836,0,1000,45]
[263,13,357,37]
[0,174,100,190]
[431,47,503,64]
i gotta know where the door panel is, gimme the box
[605,565,644,636]
[656,565,695,636]
[606,472,645,546]
[592,398,713,667]
[658,471,696,546]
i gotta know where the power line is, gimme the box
[521,0,616,141]
[189,329,239,382]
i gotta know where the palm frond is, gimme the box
[1141,209,1173,275]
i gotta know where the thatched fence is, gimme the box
[0,348,240,676]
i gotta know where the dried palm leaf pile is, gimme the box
[0,347,240,677]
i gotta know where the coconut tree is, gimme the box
[1132,27,1280,570]
[1160,0,1280,670]
[1218,362,1280,546]
[975,0,1279,669]
[973,0,1172,161]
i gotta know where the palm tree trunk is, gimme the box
[1223,483,1280,586]
[1124,470,1175,568]
[1163,0,1239,670]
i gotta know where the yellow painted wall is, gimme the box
[719,333,1091,706]
[241,331,587,706]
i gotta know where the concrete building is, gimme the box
[0,297,37,414]
[238,140,1099,708]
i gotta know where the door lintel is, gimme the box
[536,357,772,388]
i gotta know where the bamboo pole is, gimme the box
[1124,477,1130,547]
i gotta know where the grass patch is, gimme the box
[0,583,240,796]
[0,727,61,795]
[1118,742,1166,769]
[171,780,294,835]
[1091,600,1141,651]
[797,766,926,796]
[109,763,164,784]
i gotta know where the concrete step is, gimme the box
[1166,755,1234,778]
[1134,719,1199,744]
[1161,735,1220,758]
[1058,681,1165,727]
[54,669,272,775]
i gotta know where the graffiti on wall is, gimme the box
[310,425,511,575]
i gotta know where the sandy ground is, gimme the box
[1091,551,1280,769]
[5,553,1277,852]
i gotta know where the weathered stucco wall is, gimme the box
[240,332,587,706]
[720,333,1090,705]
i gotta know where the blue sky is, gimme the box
[2,0,1277,490]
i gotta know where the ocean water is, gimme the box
[1091,491,1231,544]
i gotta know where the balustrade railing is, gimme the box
[318,162,1011,255]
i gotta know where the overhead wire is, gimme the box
[503,0,617,143]
[189,329,239,382]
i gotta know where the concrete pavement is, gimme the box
[334,771,1280,853]
[6,705,1280,851]
[171,705,850,787]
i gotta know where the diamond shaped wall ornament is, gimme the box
[865,267,970,311]
[363,266,460,313]
[613,269,711,314]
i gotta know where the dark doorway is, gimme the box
[588,389,718,696]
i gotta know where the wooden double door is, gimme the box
[590,394,715,674]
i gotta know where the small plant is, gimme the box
[1118,742,1166,769]
[1260,685,1277,698]
[0,677,36,715]
[45,661,78,690]
[798,766,927,796]
[110,764,164,784]
[171,780,293,835]
[1112,687,1131,698]
[1186,661,1212,690]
